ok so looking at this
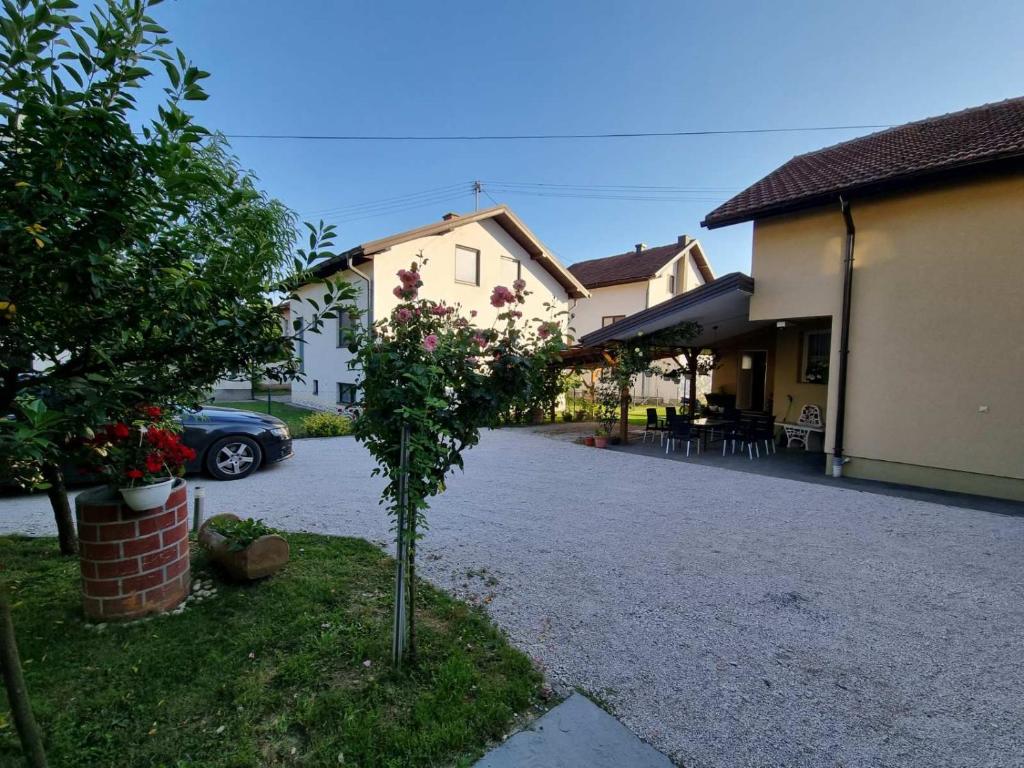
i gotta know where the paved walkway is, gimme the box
[2,429,1022,767]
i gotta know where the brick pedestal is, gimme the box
[75,479,191,620]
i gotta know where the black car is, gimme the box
[179,406,293,481]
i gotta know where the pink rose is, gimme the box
[397,268,420,288]
[513,278,526,292]
[538,325,551,339]
[470,309,478,318]
[395,308,413,323]
[422,334,439,352]
[489,285,516,308]
[472,333,488,348]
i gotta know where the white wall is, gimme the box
[290,268,372,411]
[571,281,648,338]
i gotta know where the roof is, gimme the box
[568,238,714,290]
[309,205,589,299]
[577,272,763,348]
[702,96,1024,228]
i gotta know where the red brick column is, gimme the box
[75,480,191,621]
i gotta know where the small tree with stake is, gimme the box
[350,264,566,667]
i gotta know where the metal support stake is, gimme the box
[391,424,411,668]
[267,388,272,415]
[192,486,205,533]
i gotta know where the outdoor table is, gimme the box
[689,417,735,449]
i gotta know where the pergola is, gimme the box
[558,273,768,443]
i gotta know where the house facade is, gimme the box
[700,97,1024,500]
[568,236,714,403]
[579,97,1024,501]
[290,206,588,411]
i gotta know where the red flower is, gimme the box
[125,469,143,479]
[111,423,130,440]
[145,453,164,473]
[143,405,162,419]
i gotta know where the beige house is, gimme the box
[568,237,714,403]
[582,97,1024,501]
[290,206,588,411]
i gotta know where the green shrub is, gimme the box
[208,517,279,551]
[301,411,352,437]
[561,411,573,422]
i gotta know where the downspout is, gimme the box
[346,257,373,326]
[832,197,855,478]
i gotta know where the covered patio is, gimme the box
[565,272,836,473]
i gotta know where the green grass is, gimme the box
[212,400,320,439]
[0,535,542,768]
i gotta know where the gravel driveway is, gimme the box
[3,430,1022,768]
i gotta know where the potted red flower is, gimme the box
[85,406,196,511]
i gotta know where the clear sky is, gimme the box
[139,0,1024,275]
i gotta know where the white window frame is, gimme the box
[454,245,480,286]
[801,329,831,384]
[601,315,626,327]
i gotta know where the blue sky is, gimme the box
[141,0,1024,275]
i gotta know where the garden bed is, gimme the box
[0,534,542,767]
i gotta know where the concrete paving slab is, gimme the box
[473,694,675,768]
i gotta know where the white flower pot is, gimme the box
[119,478,175,512]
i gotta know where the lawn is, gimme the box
[0,535,542,768]
[213,400,318,438]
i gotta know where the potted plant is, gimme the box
[198,514,289,580]
[84,407,195,512]
[593,428,609,448]
[583,434,595,447]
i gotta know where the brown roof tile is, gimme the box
[569,238,713,289]
[702,96,1024,228]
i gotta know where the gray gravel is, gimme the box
[3,430,1023,768]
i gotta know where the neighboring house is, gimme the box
[568,236,714,403]
[581,97,1024,501]
[290,205,588,411]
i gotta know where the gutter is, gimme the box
[345,256,373,326]
[832,197,855,478]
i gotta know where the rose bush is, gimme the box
[349,260,567,664]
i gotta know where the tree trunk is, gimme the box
[619,386,629,444]
[42,466,77,556]
[0,592,49,768]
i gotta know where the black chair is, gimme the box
[642,408,666,445]
[723,412,758,459]
[665,416,700,457]
[663,406,676,427]
[750,414,776,458]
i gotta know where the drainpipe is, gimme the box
[345,257,373,326]
[832,197,855,478]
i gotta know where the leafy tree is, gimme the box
[0,0,355,553]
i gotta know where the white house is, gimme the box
[290,205,589,411]
[568,236,715,403]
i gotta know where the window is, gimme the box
[337,382,358,404]
[313,379,319,396]
[500,255,521,285]
[667,273,676,295]
[801,329,831,384]
[295,318,305,374]
[601,315,626,327]
[337,310,355,348]
[454,245,480,285]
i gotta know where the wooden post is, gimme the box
[0,592,48,768]
[619,385,629,444]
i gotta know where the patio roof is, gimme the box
[575,272,767,350]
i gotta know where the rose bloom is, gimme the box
[470,309,478,317]
[395,308,413,323]
[538,325,551,339]
[513,278,527,292]
[422,334,439,352]
[489,285,516,308]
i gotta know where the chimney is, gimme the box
[634,243,646,253]
[677,234,693,248]
[442,212,460,221]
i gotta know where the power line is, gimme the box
[304,182,471,217]
[331,191,471,224]
[483,180,737,192]
[224,124,889,142]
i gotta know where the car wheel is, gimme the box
[206,436,262,481]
